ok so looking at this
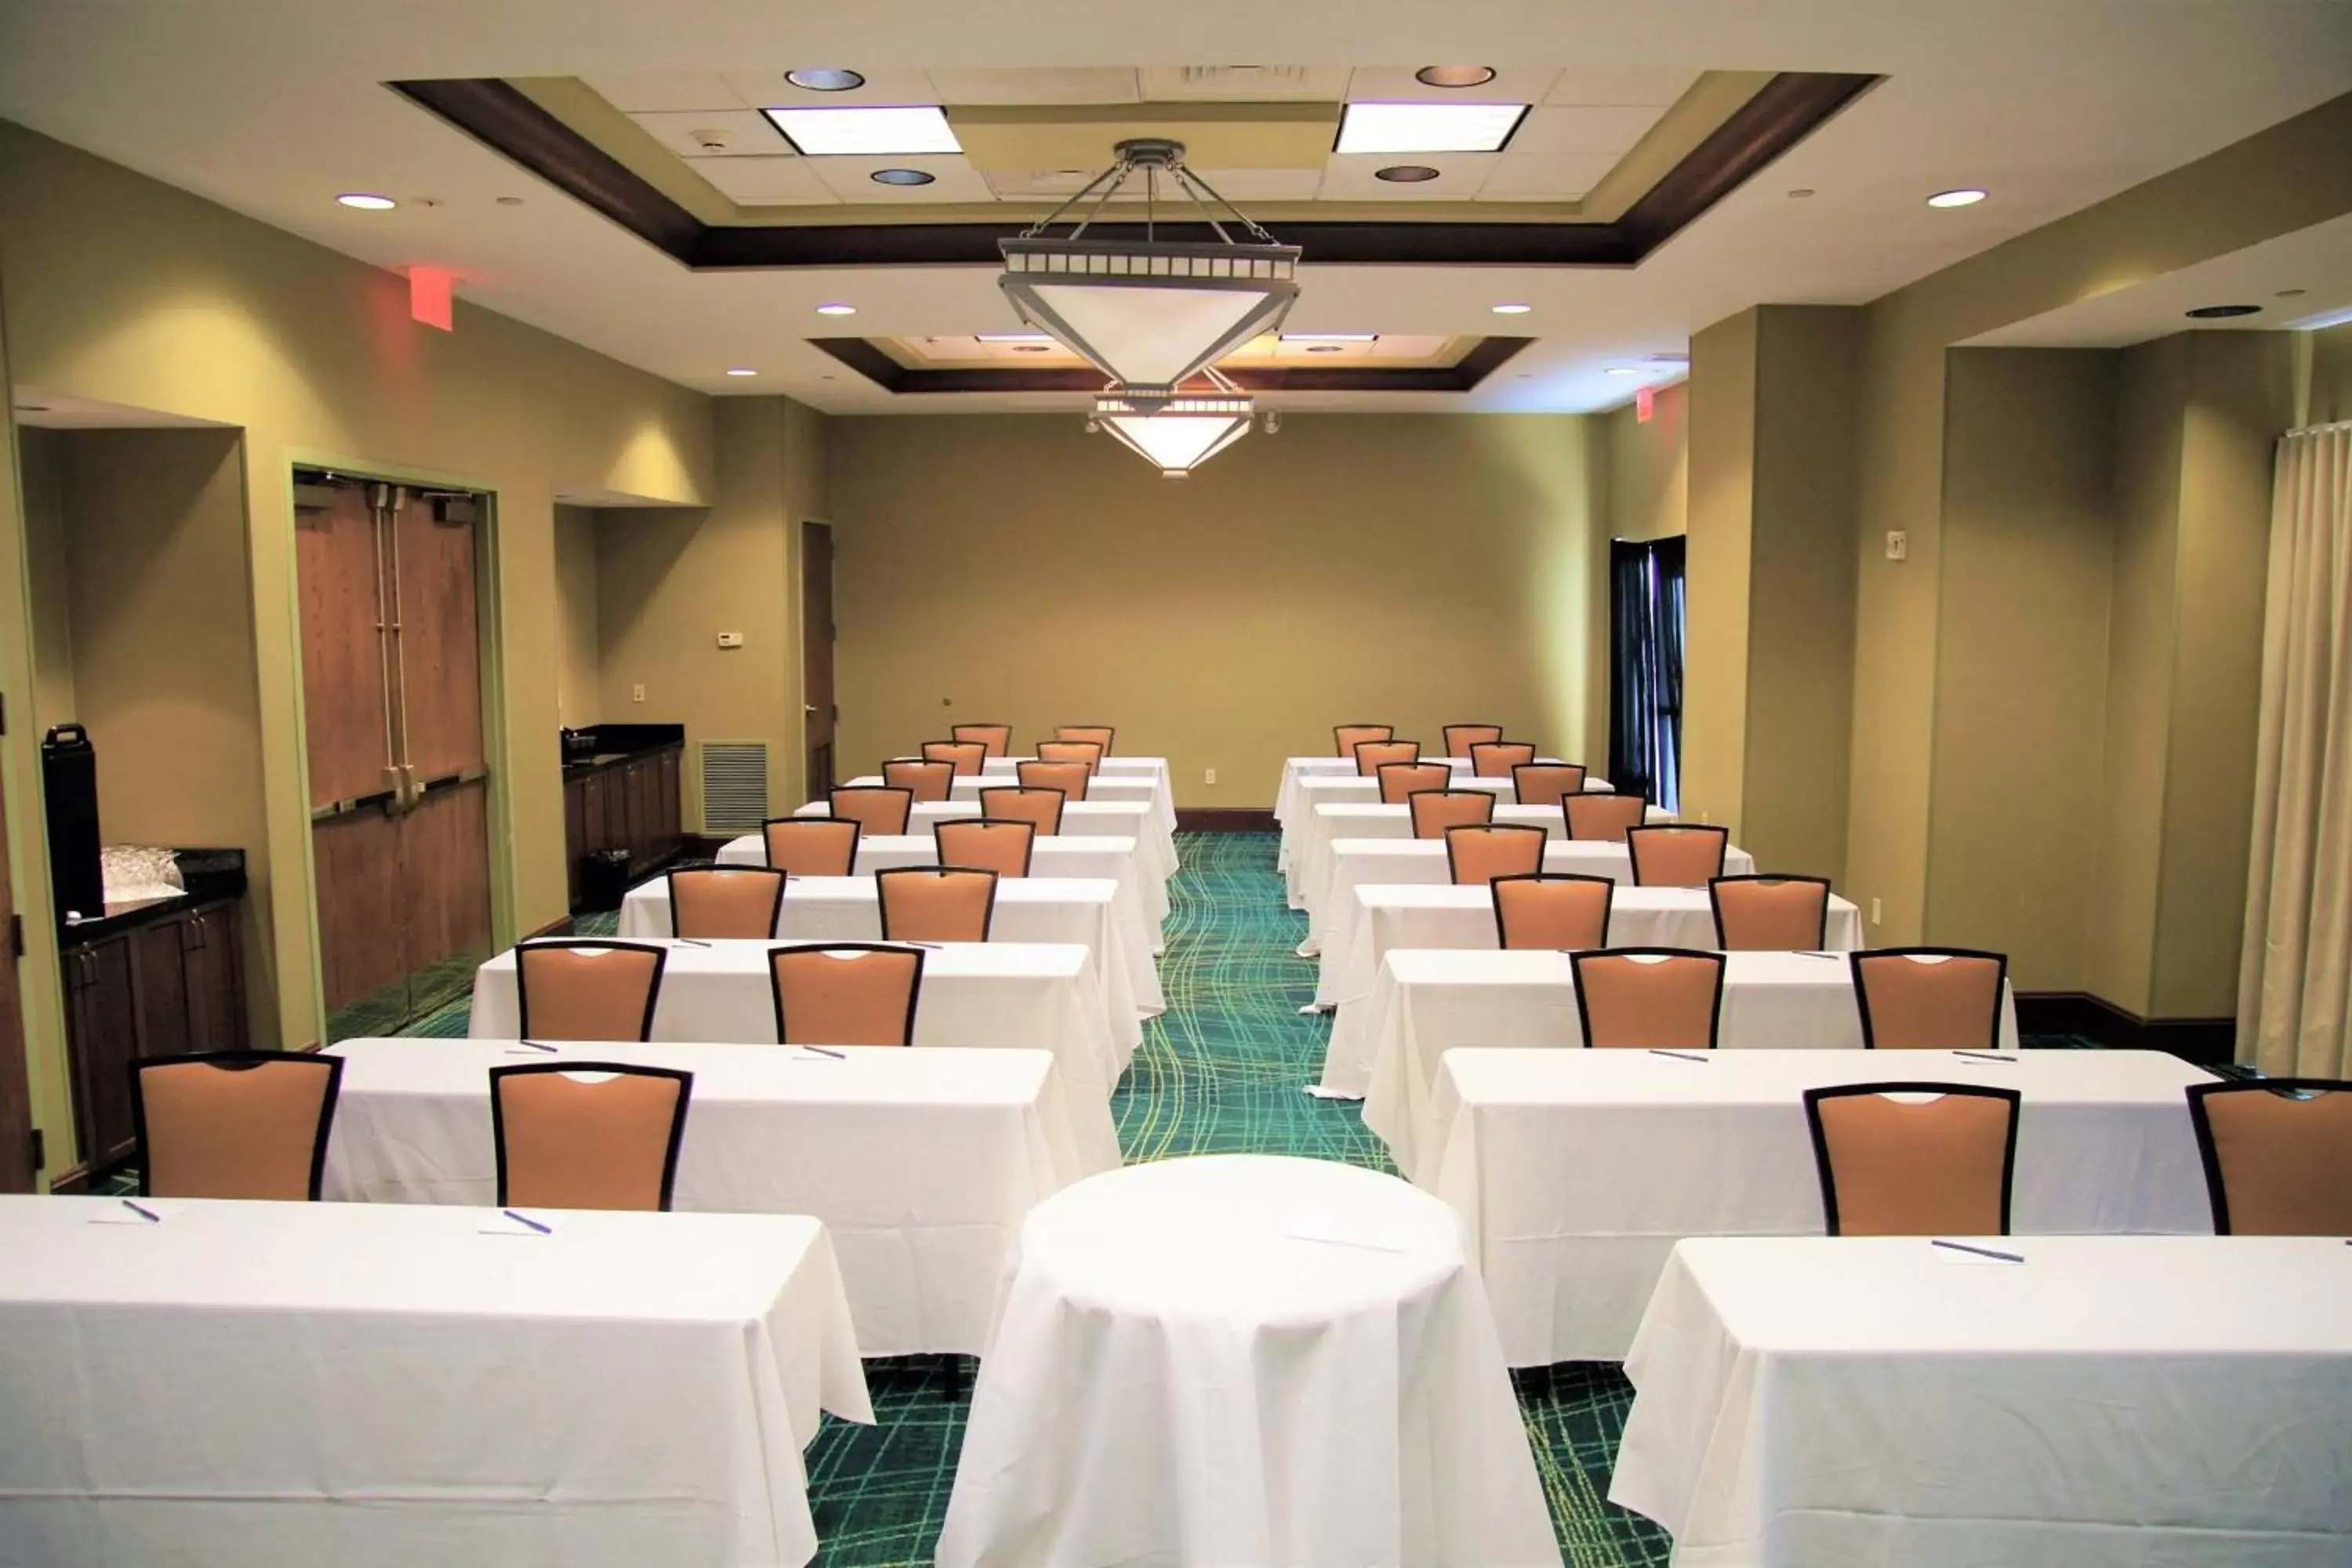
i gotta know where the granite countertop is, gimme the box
[60,848,247,949]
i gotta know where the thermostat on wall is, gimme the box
[716,632,744,648]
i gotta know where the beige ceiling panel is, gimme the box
[689,156,837,205]
[1510,105,1673,157]
[1319,152,1497,201]
[990,165,1327,201]
[925,68,1142,106]
[1341,67,1561,105]
[953,103,1341,173]
[1138,66,1350,102]
[721,70,942,109]
[629,109,790,158]
[1543,67,1700,107]
[586,74,748,112]
[807,155,1000,204]
[1477,151,1621,201]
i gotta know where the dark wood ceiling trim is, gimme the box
[810,336,1534,394]
[390,79,702,262]
[389,72,1878,270]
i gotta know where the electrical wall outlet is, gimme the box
[632,683,645,703]
[1870,896,1882,926]
[716,631,743,649]
[1204,768,1217,786]
[1886,531,1908,561]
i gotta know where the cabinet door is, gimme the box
[564,778,589,905]
[580,772,608,855]
[656,747,682,857]
[129,919,195,1061]
[67,939,142,1171]
[621,758,653,869]
[183,904,247,1054]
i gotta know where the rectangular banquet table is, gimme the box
[985,753,1168,786]
[1609,1236,2352,1566]
[795,797,1176,887]
[1311,836,1757,968]
[848,771,1174,837]
[1327,945,2016,1101]
[470,938,1131,1098]
[0,1196,873,1568]
[717,830,1167,939]
[1293,801,1671,926]
[321,1037,1118,1354]
[1420,1047,2209,1364]
[619,873,1161,1019]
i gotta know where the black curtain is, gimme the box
[1608,536,1686,811]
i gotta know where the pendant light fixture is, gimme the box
[1092,367,1255,478]
[1000,138,1301,397]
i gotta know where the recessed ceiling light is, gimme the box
[1305,345,1345,354]
[1279,333,1377,343]
[1491,303,1532,315]
[1414,65,1499,89]
[1926,187,1987,209]
[1336,101,1527,155]
[495,195,524,207]
[815,302,858,316]
[1374,165,1442,183]
[977,332,1054,343]
[1606,367,1642,376]
[870,167,936,187]
[2278,288,2307,298]
[1787,188,1816,199]
[725,368,758,376]
[2185,303,2261,319]
[764,105,960,156]
[1012,345,1053,354]
[786,68,866,93]
[336,193,396,210]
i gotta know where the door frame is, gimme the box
[795,517,836,810]
[277,453,514,1047]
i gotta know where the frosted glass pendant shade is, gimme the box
[1002,238,1298,395]
[1094,382,1254,477]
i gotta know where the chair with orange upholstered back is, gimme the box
[1017,760,1090,802]
[1571,949,1725,1049]
[1710,875,1833,950]
[1626,824,1730,888]
[1407,789,1494,840]
[1850,949,2009,1050]
[877,866,998,942]
[1511,763,1587,809]
[2184,1080,2352,1235]
[1804,1083,2020,1236]
[131,1051,345,1201]
[952,723,1013,757]
[667,867,788,939]
[1564,792,1650,843]
[768,943,925,1046]
[491,1062,693,1212]
[978,786,1065,836]
[1444,823,1548,887]
[935,818,1036,878]
[1334,724,1393,757]
[1442,723,1504,757]
[764,815,861,876]
[883,757,956,803]
[1490,873,1613,950]
[514,941,668,1043]
[1377,761,1453,805]
[829,786,916,837]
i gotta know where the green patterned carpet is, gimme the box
[404,833,1669,1563]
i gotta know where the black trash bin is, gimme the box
[580,848,634,913]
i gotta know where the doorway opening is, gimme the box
[1608,535,1686,812]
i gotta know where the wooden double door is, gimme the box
[296,477,492,1033]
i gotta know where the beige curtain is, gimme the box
[2240,423,2352,1076]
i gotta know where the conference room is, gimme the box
[0,2,2348,1564]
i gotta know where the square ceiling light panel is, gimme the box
[764,105,963,156]
[1334,101,1529,154]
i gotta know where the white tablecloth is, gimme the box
[936,1156,1557,1567]
[1276,757,1611,873]
[1610,1236,2352,1566]
[1294,800,1671,923]
[1421,1048,2210,1365]
[1312,836,1759,968]
[849,770,1175,837]
[1330,946,2016,1102]
[470,938,1131,1099]
[796,797,1177,890]
[718,830,1167,942]
[620,873,1162,1020]
[986,753,1168,786]
[0,1196,872,1567]
[321,1037,1118,1355]
[1319,879,1862,1026]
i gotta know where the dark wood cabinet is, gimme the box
[561,742,685,909]
[63,897,248,1176]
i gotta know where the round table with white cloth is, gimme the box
[935,1154,1558,1567]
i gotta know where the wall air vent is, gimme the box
[699,740,771,833]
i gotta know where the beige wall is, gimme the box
[553,505,602,731]
[16,427,74,730]
[1927,349,2118,989]
[1606,381,1687,543]
[597,395,827,826]
[2307,319,2352,425]
[826,412,1609,803]
[1846,92,2352,948]
[0,118,713,1171]
[1682,312,1758,834]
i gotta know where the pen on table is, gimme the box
[1952,1049,2016,1064]
[1932,1238,2023,1263]
[121,1199,162,1223]
[1795,950,1843,961]
[513,1039,559,1053]
[1648,1048,1710,1063]
[800,1044,848,1059]
[501,1209,553,1235]
[673,937,713,948]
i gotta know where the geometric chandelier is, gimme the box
[1091,366,1257,478]
[999,137,1301,398]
